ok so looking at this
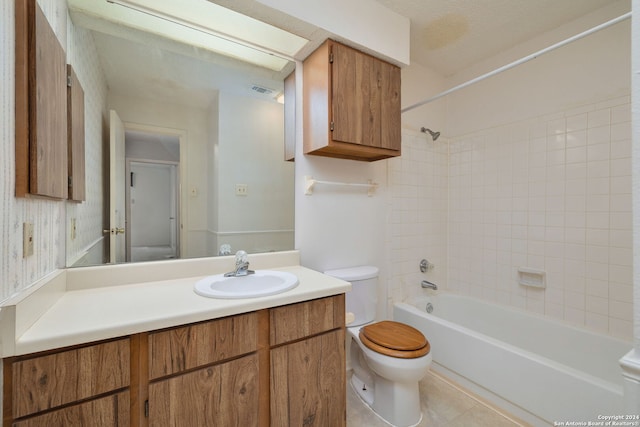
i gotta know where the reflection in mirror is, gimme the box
[65,0,299,267]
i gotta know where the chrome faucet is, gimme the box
[421,280,438,290]
[224,250,255,277]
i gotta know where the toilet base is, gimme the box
[351,372,375,406]
[350,371,423,427]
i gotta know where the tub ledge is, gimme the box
[620,349,640,416]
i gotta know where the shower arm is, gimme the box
[420,127,440,141]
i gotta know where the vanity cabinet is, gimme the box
[270,295,346,426]
[4,338,130,426]
[2,295,345,427]
[303,39,401,162]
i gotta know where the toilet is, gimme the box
[325,266,432,427]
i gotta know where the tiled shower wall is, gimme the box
[389,95,632,341]
[388,130,449,309]
[448,95,632,340]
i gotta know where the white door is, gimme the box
[108,110,126,263]
[128,161,179,261]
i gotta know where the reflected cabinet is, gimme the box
[15,0,85,200]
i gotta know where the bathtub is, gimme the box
[393,294,632,426]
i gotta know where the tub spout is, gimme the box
[421,280,438,290]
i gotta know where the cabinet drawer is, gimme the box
[12,338,130,418]
[13,391,129,427]
[270,294,345,346]
[148,312,258,380]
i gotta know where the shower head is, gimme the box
[420,127,440,141]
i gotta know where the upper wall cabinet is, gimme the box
[303,39,401,162]
[15,0,69,199]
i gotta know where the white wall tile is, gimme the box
[588,109,611,128]
[566,113,588,132]
[443,98,632,340]
[611,104,630,124]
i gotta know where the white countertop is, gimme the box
[0,251,350,357]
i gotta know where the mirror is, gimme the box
[65,1,297,267]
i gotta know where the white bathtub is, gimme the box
[393,294,632,426]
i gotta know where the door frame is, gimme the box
[109,110,127,264]
[122,122,188,259]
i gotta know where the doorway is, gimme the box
[123,127,183,262]
[126,160,179,262]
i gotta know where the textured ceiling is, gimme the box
[375,0,619,76]
[72,0,625,108]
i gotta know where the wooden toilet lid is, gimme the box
[359,321,430,359]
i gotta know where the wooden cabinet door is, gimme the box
[379,60,402,151]
[15,0,68,199]
[270,329,346,427]
[331,41,359,146]
[13,391,129,427]
[11,339,130,418]
[67,64,86,202]
[148,354,259,427]
[331,42,381,148]
[331,41,400,152]
[284,71,296,161]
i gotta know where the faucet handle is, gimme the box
[420,259,434,273]
[235,250,248,264]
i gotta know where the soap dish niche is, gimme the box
[518,267,545,289]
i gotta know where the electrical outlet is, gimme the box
[70,218,77,241]
[23,222,34,257]
[235,184,248,196]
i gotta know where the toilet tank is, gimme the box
[324,266,378,326]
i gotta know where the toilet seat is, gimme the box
[359,321,430,359]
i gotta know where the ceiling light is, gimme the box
[68,0,308,71]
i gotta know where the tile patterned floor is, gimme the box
[346,370,528,427]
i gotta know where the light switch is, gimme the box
[70,218,77,241]
[23,222,34,257]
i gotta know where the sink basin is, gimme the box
[194,270,299,299]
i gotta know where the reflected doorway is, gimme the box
[126,161,179,262]
[123,128,182,262]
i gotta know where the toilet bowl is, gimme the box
[324,266,432,427]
